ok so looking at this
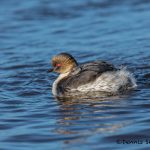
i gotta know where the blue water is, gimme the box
[0,0,150,150]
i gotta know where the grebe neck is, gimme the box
[52,72,70,96]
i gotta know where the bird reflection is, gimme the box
[51,95,132,147]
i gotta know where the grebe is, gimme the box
[48,53,137,97]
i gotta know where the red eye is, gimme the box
[56,63,61,67]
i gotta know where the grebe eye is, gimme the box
[56,63,61,67]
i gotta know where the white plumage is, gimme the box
[76,68,137,93]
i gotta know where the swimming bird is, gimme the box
[48,53,137,97]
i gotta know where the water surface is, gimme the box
[0,0,150,150]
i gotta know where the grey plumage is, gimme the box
[57,61,116,93]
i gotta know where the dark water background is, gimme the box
[0,0,150,149]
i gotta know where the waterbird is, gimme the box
[48,53,137,98]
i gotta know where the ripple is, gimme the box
[5,133,84,143]
[0,124,13,130]
[13,4,80,21]
[17,90,42,97]
[144,73,150,79]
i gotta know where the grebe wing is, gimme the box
[59,61,116,92]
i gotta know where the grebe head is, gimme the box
[48,53,78,74]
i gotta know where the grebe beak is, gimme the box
[47,68,54,73]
